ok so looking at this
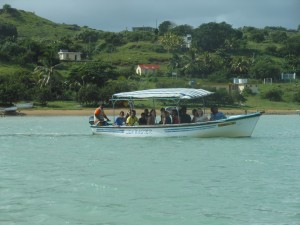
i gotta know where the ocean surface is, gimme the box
[0,115,300,225]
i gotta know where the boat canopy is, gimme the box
[111,88,213,101]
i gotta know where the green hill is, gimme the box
[0,5,299,109]
[0,7,86,39]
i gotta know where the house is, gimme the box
[281,72,296,81]
[136,64,160,75]
[182,34,192,48]
[229,78,259,94]
[58,49,81,61]
[132,27,156,32]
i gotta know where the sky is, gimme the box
[1,0,299,32]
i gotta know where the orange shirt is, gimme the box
[94,108,107,120]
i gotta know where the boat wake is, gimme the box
[0,133,91,137]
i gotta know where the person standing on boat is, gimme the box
[94,104,110,125]
[126,109,138,126]
[210,105,226,121]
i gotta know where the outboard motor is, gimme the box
[89,116,94,125]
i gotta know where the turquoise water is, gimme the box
[0,115,300,225]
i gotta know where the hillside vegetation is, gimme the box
[0,4,299,110]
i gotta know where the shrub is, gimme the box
[293,90,300,103]
[261,88,283,101]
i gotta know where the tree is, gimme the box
[248,29,266,42]
[270,31,288,43]
[34,87,52,106]
[231,57,251,76]
[232,90,247,105]
[0,74,25,105]
[284,35,300,56]
[171,24,193,36]
[159,32,184,53]
[32,63,65,101]
[193,22,242,52]
[179,48,202,77]
[75,30,101,42]
[167,53,181,75]
[2,4,14,13]
[250,58,281,80]
[158,21,174,35]
[77,84,100,106]
[67,62,118,90]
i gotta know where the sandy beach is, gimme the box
[16,108,300,116]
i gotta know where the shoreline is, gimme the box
[8,108,300,116]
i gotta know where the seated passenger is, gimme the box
[163,111,172,124]
[124,109,132,122]
[197,108,209,122]
[179,106,191,123]
[159,107,165,124]
[126,109,138,126]
[147,109,156,125]
[115,111,125,126]
[171,109,179,124]
[192,108,208,122]
[144,108,150,121]
[210,105,226,121]
[138,112,147,125]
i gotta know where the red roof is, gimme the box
[138,64,160,69]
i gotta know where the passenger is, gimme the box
[124,109,132,122]
[126,109,138,126]
[114,111,125,126]
[147,109,156,125]
[163,111,172,124]
[144,108,150,121]
[171,109,179,124]
[210,105,227,121]
[192,108,208,122]
[94,104,110,126]
[191,109,200,123]
[138,112,147,125]
[179,106,191,123]
[197,108,209,122]
[159,107,165,124]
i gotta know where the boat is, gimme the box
[89,88,262,137]
[0,106,18,115]
[15,102,33,109]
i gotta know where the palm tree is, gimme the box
[231,57,251,76]
[32,63,62,88]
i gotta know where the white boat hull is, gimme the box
[90,112,261,138]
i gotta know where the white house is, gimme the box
[182,34,192,48]
[58,49,81,61]
[136,64,160,75]
[230,78,259,94]
[281,72,296,80]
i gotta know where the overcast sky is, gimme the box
[2,0,299,31]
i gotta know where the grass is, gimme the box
[95,41,171,67]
